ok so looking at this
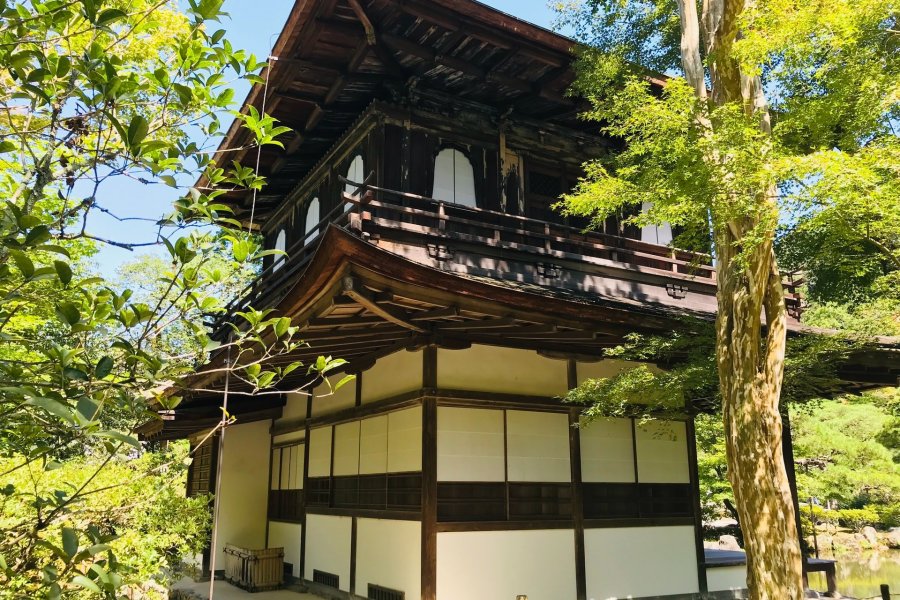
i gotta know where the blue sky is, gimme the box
[90,0,560,274]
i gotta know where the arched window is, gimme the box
[344,155,364,212]
[432,148,476,208]
[273,229,286,272]
[344,155,365,195]
[304,197,320,243]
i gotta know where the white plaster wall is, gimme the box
[304,514,352,591]
[362,350,423,403]
[388,406,422,472]
[436,529,577,600]
[308,426,333,477]
[213,420,270,567]
[707,566,748,592]
[279,392,307,422]
[635,420,690,483]
[333,421,360,476]
[438,345,568,397]
[360,415,388,474]
[584,526,698,599]
[437,407,504,481]
[311,376,356,417]
[356,519,421,600]
[576,359,643,385]
[267,521,302,578]
[580,418,635,483]
[506,410,571,482]
[271,447,281,489]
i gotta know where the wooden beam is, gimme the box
[342,277,427,333]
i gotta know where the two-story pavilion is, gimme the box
[141,1,900,599]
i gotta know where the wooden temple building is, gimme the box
[141,0,900,598]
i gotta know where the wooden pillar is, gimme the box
[686,417,709,594]
[421,396,438,600]
[299,421,311,582]
[569,408,587,600]
[349,516,358,595]
[782,408,806,566]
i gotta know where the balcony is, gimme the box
[208,183,802,339]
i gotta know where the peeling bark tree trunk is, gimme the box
[675,0,805,598]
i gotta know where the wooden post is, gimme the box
[686,418,708,595]
[569,408,587,600]
[421,395,438,600]
[881,584,890,600]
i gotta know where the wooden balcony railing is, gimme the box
[207,181,802,337]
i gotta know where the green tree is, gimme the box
[556,0,897,596]
[0,1,346,597]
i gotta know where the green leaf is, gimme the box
[0,140,15,153]
[96,8,126,26]
[71,575,101,593]
[61,527,78,559]
[56,301,81,325]
[8,249,34,278]
[63,367,89,381]
[53,260,72,285]
[94,431,140,449]
[126,115,149,154]
[26,397,73,422]
[76,398,100,421]
[95,356,114,379]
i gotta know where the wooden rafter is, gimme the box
[341,276,427,333]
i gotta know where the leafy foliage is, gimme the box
[0,1,344,596]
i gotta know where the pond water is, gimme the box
[805,551,900,599]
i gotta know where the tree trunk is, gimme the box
[674,0,805,597]
[716,235,804,600]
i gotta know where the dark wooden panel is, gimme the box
[508,482,573,520]
[269,489,305,523]
[583,482,693,520]
[382,124,403,191]
[437,481,506,522]
[306,476,332,507]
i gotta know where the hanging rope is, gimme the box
[207,35,278,597]
[206,338,231,599]
[246,43,278,234]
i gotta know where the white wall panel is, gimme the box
[311,376,356,417]
[213,420,270,567]
[356,519,421,600]
[267,521,302,578]
[362,350,423,403]
[270,448,281,489]
[580,418,635,483]
[279,445,292,489]
[279,392,307,423]
[304,514,352,591]
[436,530,577,600]
[576,359,647,385]
[437,407,504,482]
[635,420,690,483]
[333,421,360,476]
[308,426,332,478]
[438,345,568,397]
[290,444,304,489]
[506,410,571,482]
[388,406,422,473]
[360,415,388,474]
[584,526,698,599]
[707,565,747,592]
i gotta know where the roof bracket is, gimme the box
[347,0,377,45]
[342,276,427,333]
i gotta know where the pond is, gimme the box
[805,551,900,599]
